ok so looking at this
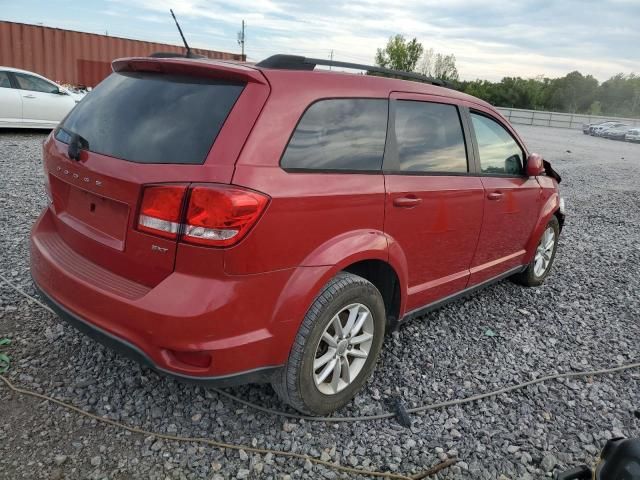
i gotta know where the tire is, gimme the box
[272,272,386,415]
[512,216,560,287]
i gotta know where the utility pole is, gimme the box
[237,20,245,60]
[329,49,334,70]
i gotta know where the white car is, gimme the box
[0,66,83,129]
[626,128,640,143]
[593,122,626,137]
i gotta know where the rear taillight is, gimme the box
[136,184,268,247]
[183,185,269,247]
[137,185,187,239]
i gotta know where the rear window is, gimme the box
[280,98,388,171]
[56,72,244,164]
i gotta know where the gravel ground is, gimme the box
[0,126,639,480]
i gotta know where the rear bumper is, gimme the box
[34,282,281,386]
[30,208,310,384]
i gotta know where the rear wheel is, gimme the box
[272,272,386,415]
[513,216,560,287]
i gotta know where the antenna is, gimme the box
[170,9,194,58]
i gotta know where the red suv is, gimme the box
[30,54,564,415]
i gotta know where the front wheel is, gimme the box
[272,272,386,415]
[513,216,560,287]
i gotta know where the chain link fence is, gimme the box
[497,107,640,130]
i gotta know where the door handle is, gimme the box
[393,196,422,208]
[487,191,503,201]
[23,94,36,99]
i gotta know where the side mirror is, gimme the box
[526,153,544,177]
[56,88,68,95]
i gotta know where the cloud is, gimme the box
[5,0,640,80]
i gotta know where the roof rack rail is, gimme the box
[255,54,448,87]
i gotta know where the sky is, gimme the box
[2,0,639,82]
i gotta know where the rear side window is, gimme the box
[281,99,388,171]
[57,72,244,164]
[471,113,524,175]
[0,71,11,88]
[393,101,467,173]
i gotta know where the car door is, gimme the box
[467,109,541,285]
[12,72,75,128]
[0,70,22,127]
[383,93,484,313]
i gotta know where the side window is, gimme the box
[394,100,468,173]
[13,73,59,94]
[471,113,524,175]
[0,72,11,89]
[281,99,388,171]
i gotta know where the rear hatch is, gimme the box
[43,57,269,287]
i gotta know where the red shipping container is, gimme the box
[0,21,244,87]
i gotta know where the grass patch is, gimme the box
[0,338,10,373]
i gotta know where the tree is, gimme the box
[374,34,639,118]
[418,49,459,81]
[597,73,640,117]
[544,71,598,113]
[375,34,423,72]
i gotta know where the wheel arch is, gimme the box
[270,229,408,331]
[523,192,561,264]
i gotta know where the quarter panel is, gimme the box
[227,166,386,274]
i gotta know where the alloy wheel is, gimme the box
[312,303,374,395]
[534,226,556,277]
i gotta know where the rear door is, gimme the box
[0,71,22,126]
[12,72,76,127]
[467,109,541,285]
[383,93,484,312]
[43,60,269,287]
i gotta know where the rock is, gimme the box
[50,468,64,480]
[541,454,557,472]
[404,439,417,449]
[236,468,250,479]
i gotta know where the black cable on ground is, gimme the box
[2,273,639,425]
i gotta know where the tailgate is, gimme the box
[43,58,270,288]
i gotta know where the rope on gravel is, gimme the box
[0,274,55,314]
[3,273,640,425]
[0,374,427,480]
[213,361,640,422]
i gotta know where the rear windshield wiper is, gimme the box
[60,128,90,160]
